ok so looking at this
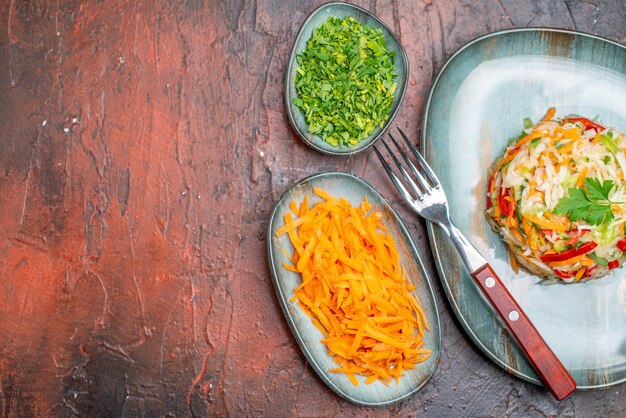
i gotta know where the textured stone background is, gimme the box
[0,1,624,416]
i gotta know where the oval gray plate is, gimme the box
[285,2,408,156]
[267,172,441,406]
[423,28,626,389]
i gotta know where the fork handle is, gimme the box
[472,264,576,400]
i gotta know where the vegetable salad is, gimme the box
[486,108,626,283]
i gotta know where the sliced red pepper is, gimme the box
[565,117,605,133]
[498,187,515,217]
[617,237,626,252]
[553,269,573,279]
[540,241,598,262]
[608,260,620,270]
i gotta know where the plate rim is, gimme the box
[421,27,626,390]
[266,170,442,406]
[283,1,409,156]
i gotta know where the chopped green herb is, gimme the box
[523,117,533,129]
[529,137,541,148]
[588,252,608,267]
[293,16,397,147]
[554,178,619,226]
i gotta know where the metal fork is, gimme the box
[374,128,576,401]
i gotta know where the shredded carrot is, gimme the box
[574,268,586,281]
[512,130,544,150]
[523,212,569,233]
[548,254,588,267]
[277,188,430,385]
[591,133,602,143]
[543,106,556,121]
[559,126,581,140]
[508,248,519,274]
[556,141,573,154]
[576,167,589,187]
[580,258,595,267]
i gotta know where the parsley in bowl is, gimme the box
[285,3,408,156]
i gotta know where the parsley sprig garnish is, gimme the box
[554,178,621,225]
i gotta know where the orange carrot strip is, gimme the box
[513,130,544,150]
[576,167,589,187]
[282,262,298,273]
[347,373,359,386]
[543,106,556,121]
[548,254,588,267]
[509,248,519,274]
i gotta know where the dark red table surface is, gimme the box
[1,1,625,416]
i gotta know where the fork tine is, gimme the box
[373,145,421,203]
[397,127,441,187]
[379,139,424,199]
[388,133,431,192]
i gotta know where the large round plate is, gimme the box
[267,172,441,405]
[423,28,626,389]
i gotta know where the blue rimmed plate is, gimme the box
[267,171,441,406]
[422,28,626,389]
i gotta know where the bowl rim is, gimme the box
[284,1,409,156]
